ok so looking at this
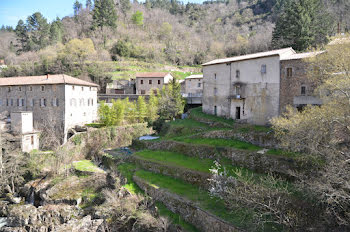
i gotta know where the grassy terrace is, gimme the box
[189,107,235,127]
[135,169,254,229]
[73,160,105,173]
[133,150,214,173]
[173,137,262,151]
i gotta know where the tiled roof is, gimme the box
[0,74,99,87]
[202,47,296,66]
[135,72,170,78]
[280,51,324,60]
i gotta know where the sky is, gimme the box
[0,0,205,28]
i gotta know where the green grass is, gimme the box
[73,160,105,173]
[171,71,202,80]
[133,150,214,173]
[156,202,199,232]
[85,123,105,128]
[189,107,235,127]
[161,119,213,138]
[135,169,254,229]
[117,163,143,194]
[174,137,261,151]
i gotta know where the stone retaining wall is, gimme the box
[199,129,279,149]
[133,176,242,232]
[130,156,211,188]
[134,140,316,179]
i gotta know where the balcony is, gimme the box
[228,82,246,99]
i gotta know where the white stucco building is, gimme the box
[0,74,99,142]
[202,48,319,125]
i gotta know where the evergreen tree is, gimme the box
[50,17,63,44]
[26,12,50,51]
[272,0,334,51]
[120,0,131,16]
[158,78,185,120]
[15,20,29,53]
[92,0,118,30]
[86,0,93,11]
[131,11,144,26]
[111,99,125,125]
[73,0,83,16]
[147,90,159,123]
[136,96,147,123]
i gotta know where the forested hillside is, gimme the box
[0,0,349,80]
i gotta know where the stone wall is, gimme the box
[133,176,242,232]
[130,156,210,188]
[279,59,321,112]
[198,129,279,149]
[134,140,317,179]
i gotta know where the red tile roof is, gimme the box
[0,74,99,87]
[135,72,170,78]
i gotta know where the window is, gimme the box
[41,86,45,91]
[72,85,75,90]
[236,70,240,78]
[30,99,35,107]
[19,98,24,107]
[235,85,241,96]
[91,99,94,106]
[153,89,158,95]
[79,98,84,106]
[6,99,9,106]
[141,80,144,84]
[158,80,161,85]
[261,64,266,74]
[7,87,11,92]
[149,80,152,84]
[287,68,293,77]
[18,86,22,91]
[29,86,32,91]
[214,87,217,96]
[17,99,20,106]
[198,83,201,88]
[90,87,92,91]
[40,98,46,107]
[141,90,146,94]
[87,99,90,106]
[301,86,306,95]
[31,136,34,145]
[52,98,59,107]
[81,86,84,91]
[10,99,13,106]
[70,98,77,107]
[214,73,217,79]
[214,106,217,116]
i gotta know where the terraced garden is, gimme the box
[106,107,321,232]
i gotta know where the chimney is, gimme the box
[46,74,49,79]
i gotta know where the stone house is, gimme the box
[202,48,320,125]
[106,79,136,94]
[183,74,203,96]
[10,111,40,152]
[135,72,173,95]
[182,74,203,105]
[0,74,99,142]
[279,52,322,112]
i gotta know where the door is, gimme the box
[236,107,241,119]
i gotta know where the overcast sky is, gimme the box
[0,0,205,28]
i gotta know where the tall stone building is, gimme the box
[0,74,99,141]
[202,48,320,125]
[135,72,173,95]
